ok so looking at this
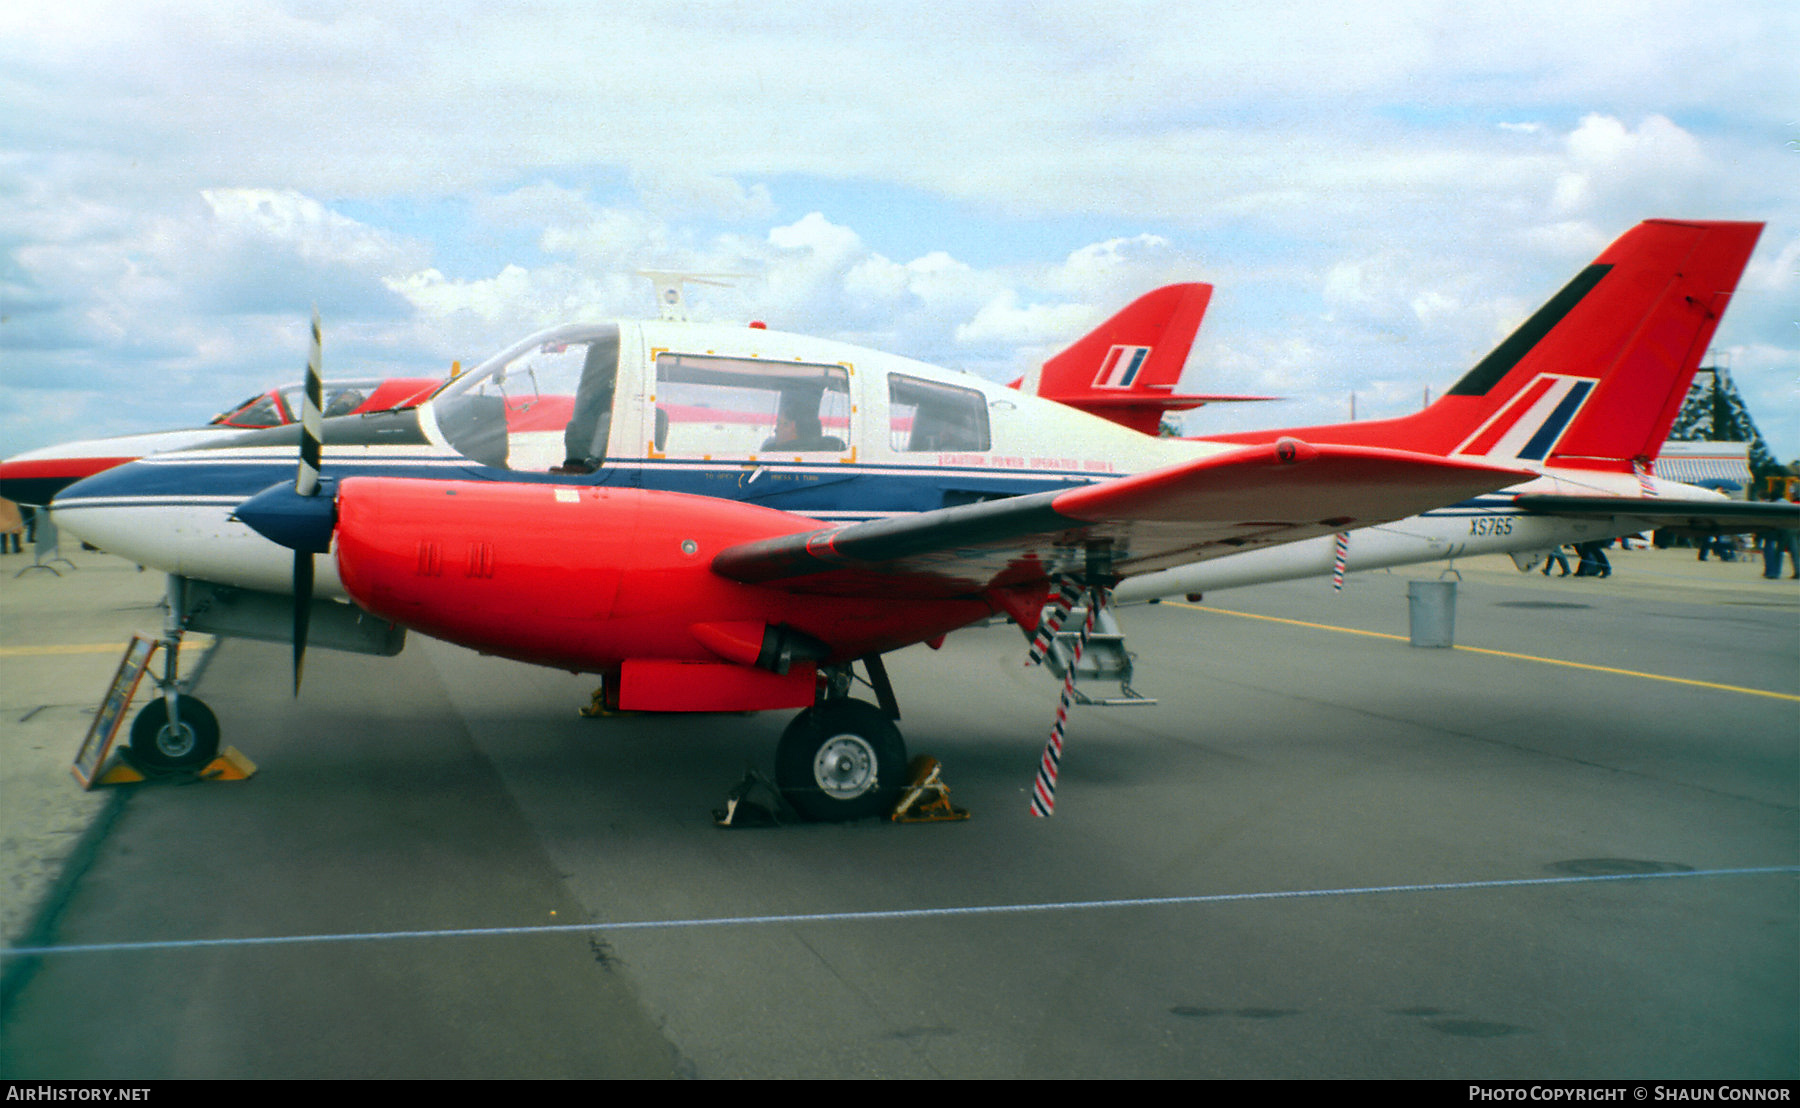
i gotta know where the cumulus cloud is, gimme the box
[630,169,776,222]
[766,212,864,270]
[539,208,673,269]
[371,203,1109,382]
[7,188,418,380]
[200,189,412,269]
[1549,114,1713,224]
[477,182,599,233]
[955,291,1097,347]
[1041,236,1181,296]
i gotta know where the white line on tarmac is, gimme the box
[6,866,1793,959]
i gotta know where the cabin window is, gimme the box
[654,353,851,457]
[889,374,990,452]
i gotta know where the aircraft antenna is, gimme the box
[636,271,751,322]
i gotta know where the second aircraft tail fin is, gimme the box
[1021,282,1276,435]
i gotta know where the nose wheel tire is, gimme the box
[128,696,221,771]
[776,699,905,822]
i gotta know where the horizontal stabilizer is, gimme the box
[1513,494,1800,531]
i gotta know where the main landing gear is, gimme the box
[773,656,907,822]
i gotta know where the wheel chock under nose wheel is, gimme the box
[73,634,248,789]
[121,745,258,784]
[889,756,969,823]
[198,746,257,782]
[713,770,800,828]
[94,745,258,787]
[94,760,145,786]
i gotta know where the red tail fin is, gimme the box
[1201,220,1764,471]
[1020,283,1275,435]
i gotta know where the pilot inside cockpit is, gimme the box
[323,388,365,418]
[760,390,845,453]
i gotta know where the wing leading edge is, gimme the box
[713,440,1527,598]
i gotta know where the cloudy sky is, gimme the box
[3,1,1796,462]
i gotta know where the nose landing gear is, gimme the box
[128,575,222,772]
[128,694,220,772]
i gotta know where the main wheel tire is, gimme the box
[775,699,906,822]
[128,696,221,771]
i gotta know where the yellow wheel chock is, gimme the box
[579,684,638,718]
[92,746,257,787]
[578,687,613,717]
[889,756,969,823]
[198,746,258,782]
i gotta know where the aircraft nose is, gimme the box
[42,459,157,556]
[234,479,337,553]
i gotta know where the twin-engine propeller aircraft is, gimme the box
[0,376,440,507]
[48,219,1765,820]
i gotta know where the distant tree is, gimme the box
[1668,365,1780,479]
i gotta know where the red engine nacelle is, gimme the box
[331,478,992,711]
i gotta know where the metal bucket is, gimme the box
[1407,580,1456,648]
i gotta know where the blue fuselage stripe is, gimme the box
[52,454,1097,521]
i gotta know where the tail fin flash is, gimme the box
[1023,283,1276,434]
[1200,220,1764,470]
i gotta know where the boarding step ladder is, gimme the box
[1041,603,1157,707]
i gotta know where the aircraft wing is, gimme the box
[713,440,1526,598]
[1512,494,1800,532]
